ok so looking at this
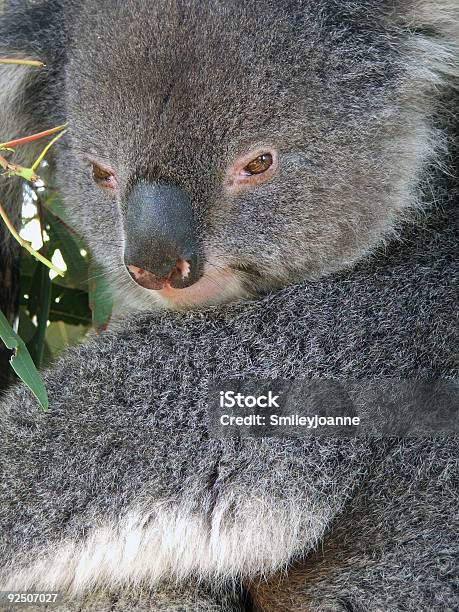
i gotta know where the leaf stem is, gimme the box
[0,58,45,67]
[0,153,39,182]
[0,124,68,149]
[31,129,67,171]
[0,201,65,276]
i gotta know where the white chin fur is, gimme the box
[113,263,249,312]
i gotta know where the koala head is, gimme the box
[56,0,442,309]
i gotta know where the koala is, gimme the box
[0,177,458,611]
[0,1,458,611]
[0,0,458,311]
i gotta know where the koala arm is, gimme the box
[0,314,457,612]
[0,318,370,596]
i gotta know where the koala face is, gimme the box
[57,0,435,309]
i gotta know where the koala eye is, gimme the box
[91,161,117,189]
[244,153,273,175]
[225,148,278,193]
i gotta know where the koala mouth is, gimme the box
[127,259,191,291]
[125,255,254,308]
[140,261,247,308]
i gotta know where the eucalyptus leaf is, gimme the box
[45,210,88,289]
[0,309,48,410]
[44,191,73,227]
[18,307,53,366]
[49,285,91,326]
[27,255,52,369]
[17,306,38,343]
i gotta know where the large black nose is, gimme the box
[123,183,202,290]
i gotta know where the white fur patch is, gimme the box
[1,498,330,594]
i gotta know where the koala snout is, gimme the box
[123,183,202,290]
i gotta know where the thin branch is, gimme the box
[0,58,45,67]
[31,129,67,171]
[0,201,65,277]
[0,153,39,182]
[0,124,68,149]
[0,127,67,182]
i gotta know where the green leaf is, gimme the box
[44,321,89,364]
[18,307,53,367]
[45,210,88,290]
[0,310,19,350]
[43,191,74,227]
[18,306,38,343]
[49,284,91,326]
[88,261,114,329]
[0,309,48,410]
[27,243,51,368]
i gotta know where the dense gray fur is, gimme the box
[1,193,458,610]
[0,0,458,308]
[0,1,458,610]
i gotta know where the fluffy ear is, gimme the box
[401,1,459,85]
[398,0,459,212]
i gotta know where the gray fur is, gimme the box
[0,584,243,612]
[0,1,458,308]
[1,193,457,610]
[0,1,458,610]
